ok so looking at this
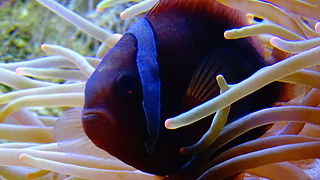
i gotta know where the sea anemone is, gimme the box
[0,0,319,179]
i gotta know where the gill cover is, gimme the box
[127,18,160,153]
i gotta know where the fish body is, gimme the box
[82,0,280,175]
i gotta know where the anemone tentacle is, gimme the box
[0,0,319,179]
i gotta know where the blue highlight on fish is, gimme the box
[127,18,161,154]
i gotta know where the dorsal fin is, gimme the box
[147,0,264,57]
[148,0,248,28]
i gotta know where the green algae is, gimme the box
[0,0,133,63]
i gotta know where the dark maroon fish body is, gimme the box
[82,0,280,176]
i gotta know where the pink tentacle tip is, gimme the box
[114,33,123,40]
[315,23,320,33]
[165,119,173,129]
[179,147,186,154]
[270,36,280,45]
[40,44,48,51]
[15,67,24,75]
[19,153,27,161]
[96,7,104,13]
[223,31,230,39]
[119,12,127,20]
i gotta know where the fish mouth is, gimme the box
[82,108,116,126]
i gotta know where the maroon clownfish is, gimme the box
[81,0,280,176]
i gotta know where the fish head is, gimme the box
[82,33,149,159]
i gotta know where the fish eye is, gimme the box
[115,72,141,99]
